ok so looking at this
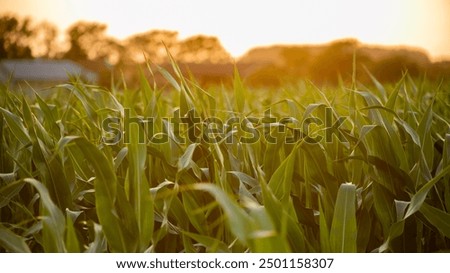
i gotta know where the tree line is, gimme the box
[1,14,449,87]
[0,14,231,64]
[240,39,450,86]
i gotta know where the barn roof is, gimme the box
[0,59,98,83]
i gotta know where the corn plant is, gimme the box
[0,62,449,253]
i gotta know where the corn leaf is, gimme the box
[330,183,357,252]
[25,178,66,252]
[419,203,450,238]
[57,136,131,252]
[0,223,31,253]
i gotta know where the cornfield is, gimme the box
[0,60,449,253]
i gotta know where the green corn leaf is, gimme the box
[65,210,80,253]
[417,103,434,170]
[330,183,357,253]
[157,65,180,92]
[0,223,31,253]
[127,119,153,251]
[34,91,61,138]
[248,204,291,252]
[0,107,31,146]
[267,147,296,204]
[364,66,386,100]
[86,223,107,253]
[405,164,450,218]
[233,67,246,113]
[192,183,252,245]
[21,98,72,211]
[181,191,208,234]
[419,203,450,238]
[182,231,230,253]
[319,200,331,252]
[372,183,395,236]
[0,179,24,208]
[57,136,131,252]
[25,178,66,252]
[178,143,198,172]
[259,168,307,252]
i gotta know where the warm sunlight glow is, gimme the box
[1,0,449,60]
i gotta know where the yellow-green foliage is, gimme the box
[0,65,449,252]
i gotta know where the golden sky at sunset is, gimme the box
[1,0,450,60]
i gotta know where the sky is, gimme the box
[1,0,450,60]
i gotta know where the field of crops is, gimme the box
[0,61,449,253]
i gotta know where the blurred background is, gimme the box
[1,0,449,88]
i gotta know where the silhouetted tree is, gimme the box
[281,47,315,80]
[0,15,33,58]
[310,39,359,84]
[102,37,126,65]
[31,21,59,58]
[371,55,421,82]
[124,30,178,63]
[245,64,285,87]
[176,35,231,63]
[64,21,109,61]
